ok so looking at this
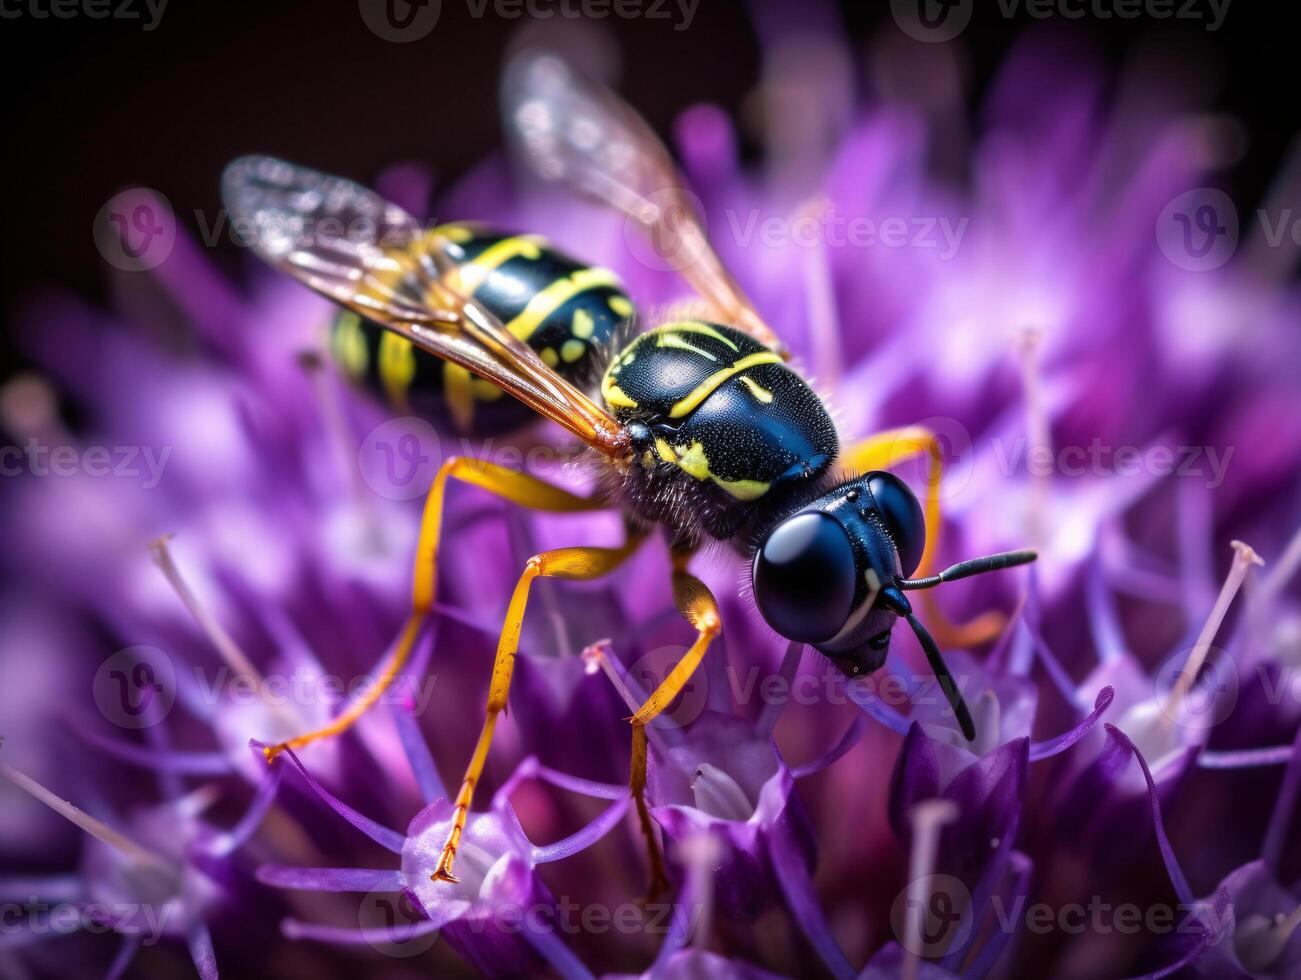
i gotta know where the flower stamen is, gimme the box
[902,799,960,980]
[150,534,264,686]
[0,762,175,877]
[1235,902,1301,973]
[1163,540,1263,722]
[1016,326,1050,553]
[795,196,842,390]
[690,764,753,822]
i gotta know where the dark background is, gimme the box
[0,0,1295,377]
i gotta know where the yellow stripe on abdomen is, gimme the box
[378,330,417,412]
[505,267,621,341]
[332,312,369,379]
[454,234,546,294]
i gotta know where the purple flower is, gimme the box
[255,711,630,976]
[0,759,244,979]
[2,12,1300,979]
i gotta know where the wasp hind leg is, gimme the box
[626,549,722,901]
[261,457,614,763]
[841,426,1005,647]
[433,531,646,883]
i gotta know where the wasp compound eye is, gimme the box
[752,512,858,643]
[865,471,925,577]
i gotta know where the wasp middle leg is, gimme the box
[262,457,614,762]
[433,531,646,882]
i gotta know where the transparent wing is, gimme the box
[221,156,630,458]
[501,53,786,356]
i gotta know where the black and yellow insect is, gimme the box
[222,52,1034,898]
[330,223,634,434]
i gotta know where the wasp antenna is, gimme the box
[897,549,1038,591]
[906,614,976,742]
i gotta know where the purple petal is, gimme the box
[848,680,912,736]
[391,702,445,805]
[964,851,1033,978]
[1117,889,1228,980]
[1104,725,1193,906]
[1263,724,1301,871]
[270,745,405,853]
[186,920,219,980]
[532,792,631,864]
[939,738,1028,884]
[792,715,867,779]
[0,875,82,902]
[1028,686,1114,761]
[1198,745,1296,768]
[207,745,285,856]
[756,641,803,735]
[283,916,446,946]
[78,727,232,775]
[532,762,628,802]
[1022,617,1087,709]
[767,826,854,980]
[257,865,403,892]
[106,935,140,980]
[1087,551,1128,662]
[520,922,595,980]
[888,725,939,835]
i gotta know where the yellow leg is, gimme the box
[627,550,722,900]
[263,457,611,762]
[841,426,1003,647]
[433,534,645,882]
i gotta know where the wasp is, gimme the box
[222,53,1035,894]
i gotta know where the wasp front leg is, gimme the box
[625,549,722,901]
[841,425,1005,647]
[261,457,613,762]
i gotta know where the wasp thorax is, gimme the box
[602,320,837,540]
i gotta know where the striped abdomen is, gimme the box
[331,223,634,435]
